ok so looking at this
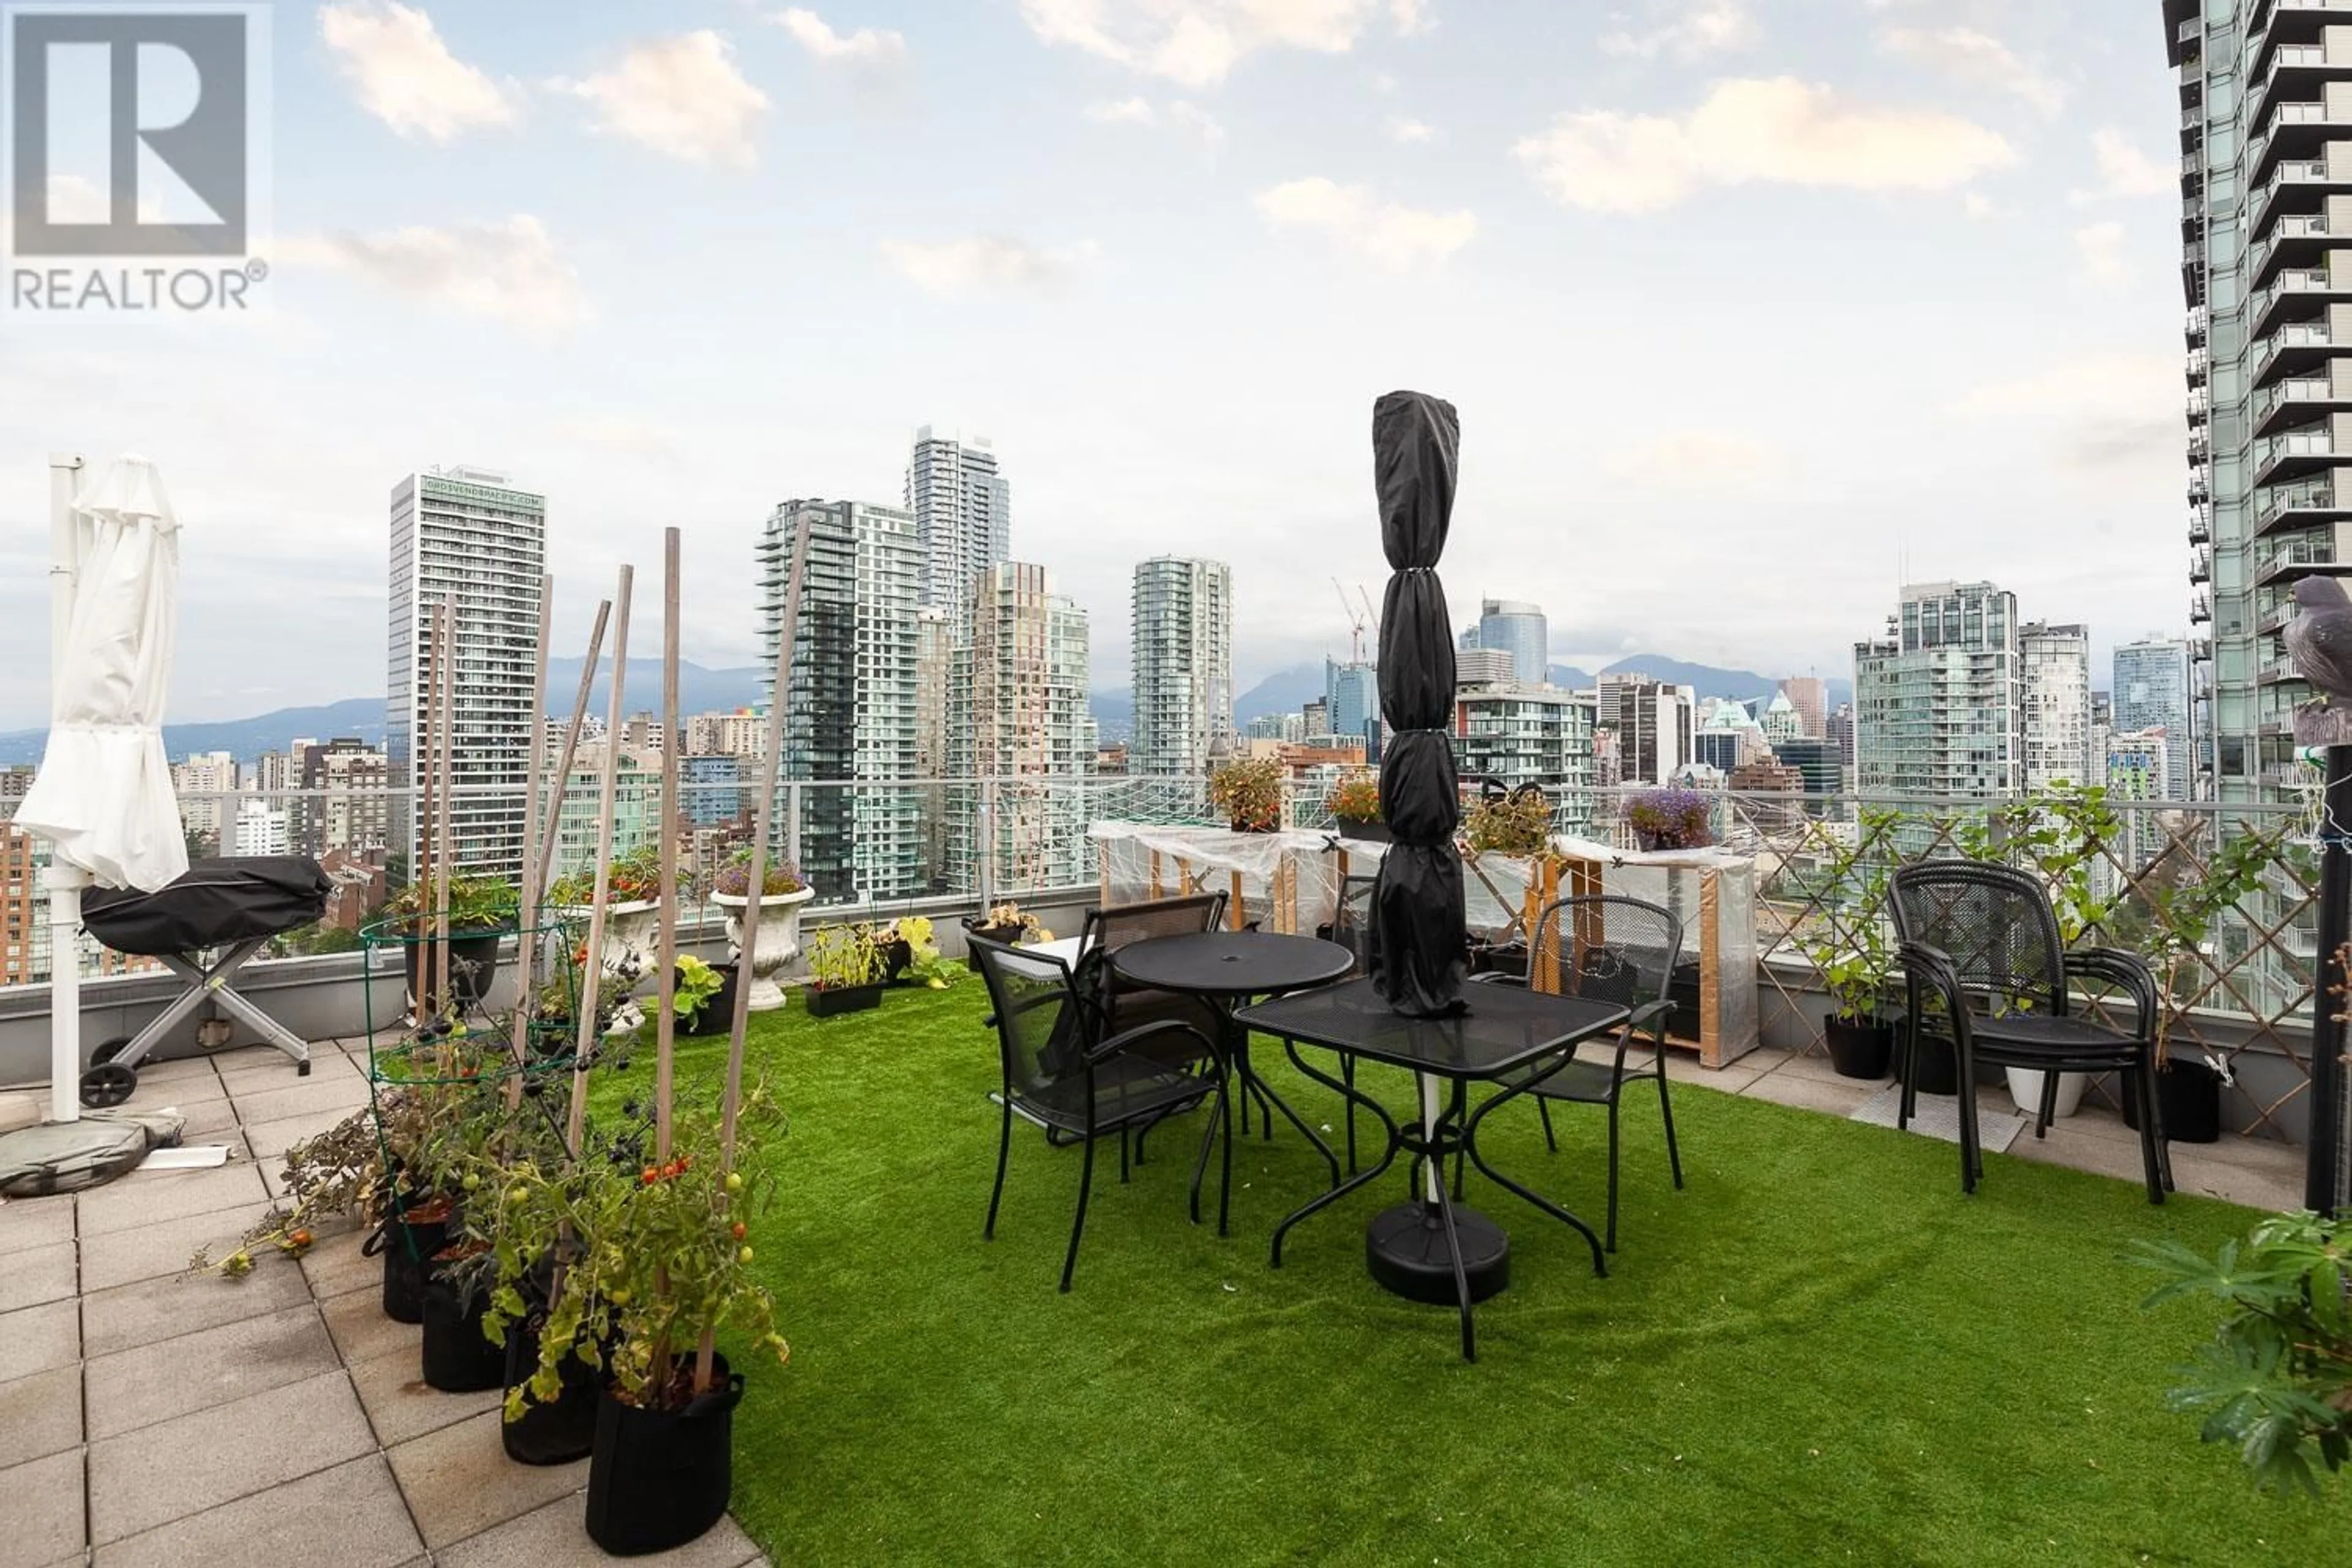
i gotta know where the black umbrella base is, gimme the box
[1366,1200,1509,1305]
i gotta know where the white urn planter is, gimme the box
[556,899,663,1035]
[2005,1066,2088,1123]
[712,886,816,1012]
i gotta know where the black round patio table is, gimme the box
[1110,932,1354,1233]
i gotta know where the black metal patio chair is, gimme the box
[970,935,1226,1291]
[1887,859,2173,1204]
[1077,892,1229,1068]
[1325,873,1381,1170]
[1468,894,1686,1251]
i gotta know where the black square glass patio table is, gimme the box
[1234,975,1630,1360]
[1109,931,1357,1232]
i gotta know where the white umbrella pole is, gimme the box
[45,452,85,1125]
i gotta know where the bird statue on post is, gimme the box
[2287,575,2352,711]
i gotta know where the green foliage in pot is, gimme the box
[383,873,519,933]
[1324,774,1382,824]
[879,916,957,989]
[805,922,884,992]
[2136,1210,2352,1496]
[547,844,684,908]
[489,1086,790,1414]
[1463,789,1553,857]
[1793,809,1901,1026]
[1951,782,2120,946]
[671,954,728,1026]
[1208,756,1283,832]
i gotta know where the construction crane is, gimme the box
[1357,585,1379,647]
[1334,579,1368,664]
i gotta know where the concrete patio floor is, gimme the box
[0,1039,772,1568]
[0,1033,2304,1568]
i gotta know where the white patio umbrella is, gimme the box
[14,453,187,1125]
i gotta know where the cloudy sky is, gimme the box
[0,0,2185,728]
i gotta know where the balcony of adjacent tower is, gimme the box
[2189,507,2212,545]
[2253,366,2352,434]
[2251,258,2352,337]
[2252,43,2336,137]
[2255,529,2351,589]
[2252,2,2352,78]
[2190,545,2214,586]
[2254,471,2350,536]
[2252,417,2352,488]
[2251,319,2339,385]
[2253,155,2352,241]
[2252,214,2335,288]
[2249,101,2352,188]
[2166,1,2199,67]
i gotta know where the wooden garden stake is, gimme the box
[564,566,633,1159]
[534,599,612,914]
[698,515,810,1394]
[505,577,554,1104]
[432,599,456,1022]
[655,529,681,1162]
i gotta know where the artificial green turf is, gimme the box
[601,986,2337,1567]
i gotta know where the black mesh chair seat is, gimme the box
[1496,1052,1657,1106]
[1888,859,2173,1204]
[971,935,1229,1291]
[1017,1055,1213,1136]
[1969,1010,2146,1065]
[1466,895,1686,1251]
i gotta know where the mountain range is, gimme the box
[0,654,1849,769]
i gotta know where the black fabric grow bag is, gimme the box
[82,857,330,954]
[371,1208,450,1325]
[586,1355,744,1556]
[421,1275,504,1392]
[503,1317,603,1465]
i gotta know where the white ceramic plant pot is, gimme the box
[712,886,816,1012]
[556,899,663,1035]
[2005,1066,2088,1123]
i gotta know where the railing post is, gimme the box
[786,783,804,877]
[976,780,997,911]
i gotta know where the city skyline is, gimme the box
[0,2,2187,729]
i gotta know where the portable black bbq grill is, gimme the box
[76,856,333,1106]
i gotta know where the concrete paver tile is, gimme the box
[86,1369,373,1545]
[86,1303,338,1440]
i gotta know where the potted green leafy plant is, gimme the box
[1625,788,1714,852]
[875,916,957,990]
[963,902,1052,968]
[804,922,886,1017]
[377,873,520,1019]
[496,1087,791,1553]
[671,954,736,1038]
[1325,774,1387,842]
[1208,756,1284,833]
[710,851,813,1012]
[1794,812,1899,1079]
[1463,788,1553,858]
[2136,1210,2352,1494]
